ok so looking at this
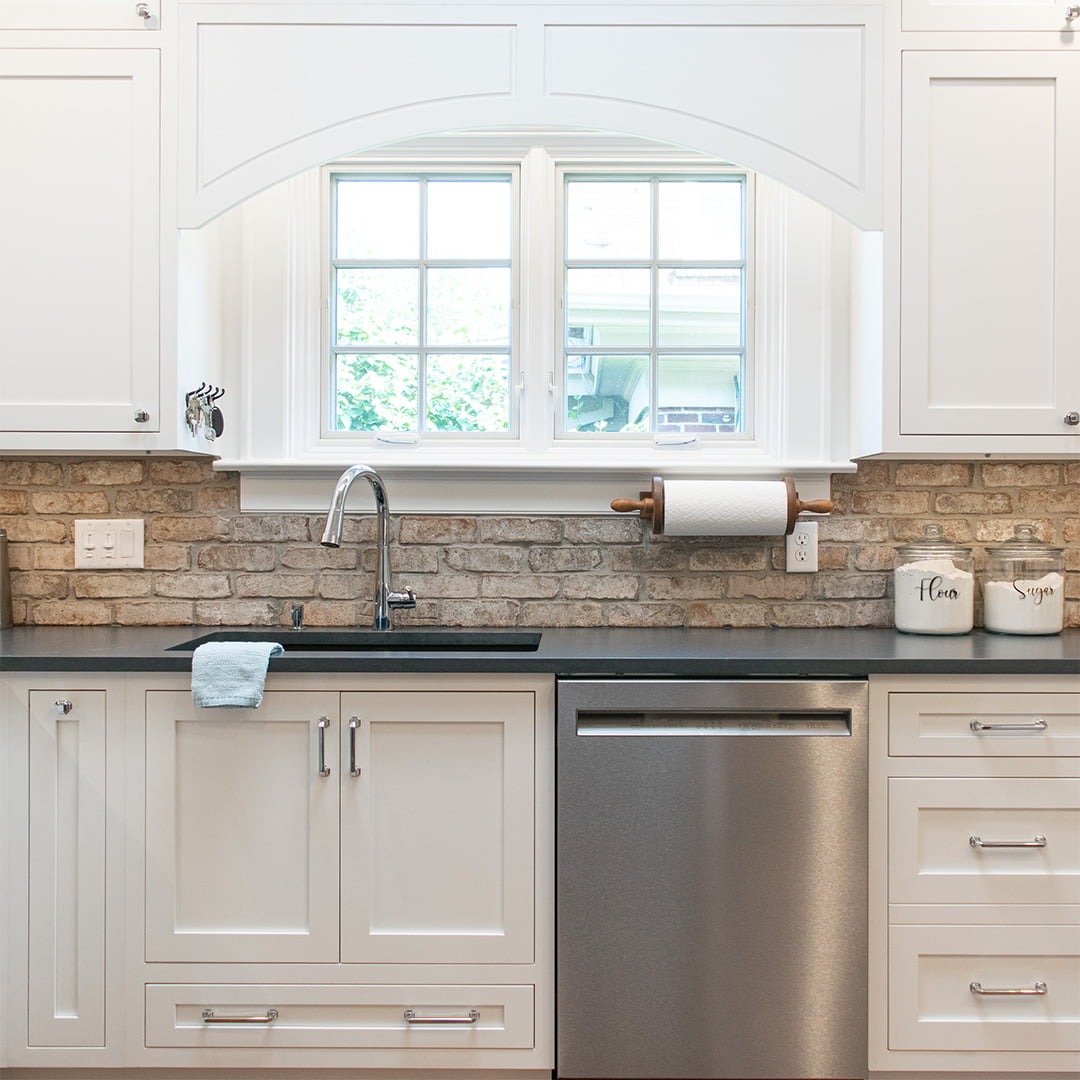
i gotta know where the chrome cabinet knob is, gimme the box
[134,410,150,423]
[135,2,151,16]
[54,700,73,715]
[1064,411,1080,426]
[1066,4,1080,20]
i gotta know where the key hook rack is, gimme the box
[184,384,226,440]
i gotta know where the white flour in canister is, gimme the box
[893,558,974,635]
[983,572,1065,635]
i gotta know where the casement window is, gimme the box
[323,157,751,451]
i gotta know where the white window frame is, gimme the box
[323,164,521,444]
[554,164,753,446]
[216,134,854,513]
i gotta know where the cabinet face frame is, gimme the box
[899,51,1080,441]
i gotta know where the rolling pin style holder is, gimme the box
[611,477,833,536]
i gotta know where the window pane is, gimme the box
[657,269,742,348]
[566,268,651,348]
[336,268,418,346]
[566,181,650,261]
[334,354,419,431]
[564,355,649,433]
[336,180,419,260]
[427,354,510,431]
[427,180,511,260]
[426,267,511,347]
[658,181,742,261]
[657,354,742,433]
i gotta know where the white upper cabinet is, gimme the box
[0,0,160,29]
[0,49,161,439]
[898,51,1080,447]
[903,0,1080,31]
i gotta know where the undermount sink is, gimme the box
[168,629,543,652]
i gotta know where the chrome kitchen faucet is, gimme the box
[320,464,417,630]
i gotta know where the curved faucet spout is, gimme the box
[321,464,416,630]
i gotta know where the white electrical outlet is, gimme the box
[74,519,144,569]
[785,520,818,573]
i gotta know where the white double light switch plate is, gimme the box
[74,519,145,569]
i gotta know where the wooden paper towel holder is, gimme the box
[610,477,834,535]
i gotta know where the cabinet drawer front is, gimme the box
[888,692,1080,757]
[145,984,534,1049]
[889,925,1080,1051]
[889,778,1080,905]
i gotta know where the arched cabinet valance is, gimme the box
[177,5,882,229]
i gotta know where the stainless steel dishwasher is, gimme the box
[556,679,868,1080]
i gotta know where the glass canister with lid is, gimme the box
[983,525,1065,635]
[893,524,974,635]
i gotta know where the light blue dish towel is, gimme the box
[191,641,284,708]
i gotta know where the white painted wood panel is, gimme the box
[144,691,340,963]
[900,52,1080,438]
[0,50,160,434]
[889,778,1080,905]
[340,691,534,964]
[144,983,534,1049]
[888,691,1080,758]
[903,0,1080,31]
[889,924,1080,1052]
[0,0,160,28]
[178,7,882,229]
[27,690,107,1048]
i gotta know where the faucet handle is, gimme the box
[388,587,417,610]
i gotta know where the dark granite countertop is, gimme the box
[0,625,1076,678]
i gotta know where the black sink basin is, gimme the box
[168,629,543,652]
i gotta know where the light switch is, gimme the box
[74,519,144,569]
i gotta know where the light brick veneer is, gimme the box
[1,458,1076,628]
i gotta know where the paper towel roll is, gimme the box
[662,480,791,536]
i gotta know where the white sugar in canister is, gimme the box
[893,526,974,635]
[983,526,1065,635]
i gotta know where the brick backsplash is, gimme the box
[1,458,1076,629]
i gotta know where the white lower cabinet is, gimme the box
[870,676,1080,1075]
[2,671,553,1074]
[138,673,552,1071]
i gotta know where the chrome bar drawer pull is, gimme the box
[202,1008,279,1023]
[969,718,1047,732]
[317,716,331,777]
[404,1009,481,1025]
[349,717,362,776]
[970,981,1047,996]
[970,835,1047,849]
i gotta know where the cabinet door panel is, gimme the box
[341,691,534,964]
[0,50,159,434]
[900,53,1080,438]
[145,691,339,963]
[27,690,106,1048]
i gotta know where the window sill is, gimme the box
[219,451,854,514]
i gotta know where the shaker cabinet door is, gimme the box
[340,691,535,964]
[144,691,340,963]
[0,49,160,436]
[27,690,107,1048]
[899,52,1080,441]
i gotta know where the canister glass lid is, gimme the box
[895,523,972,557]
[986,524,1062,556]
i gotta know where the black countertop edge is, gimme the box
[0,626,1076,678]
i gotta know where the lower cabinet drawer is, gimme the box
[145,984,534,1049]
[889,777,1080,904]
[889,925,1080,1052]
